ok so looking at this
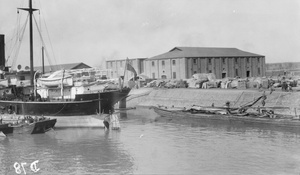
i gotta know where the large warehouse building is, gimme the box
[146,47,265,79]
[106,47,265,80]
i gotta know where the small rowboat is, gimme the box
[38,76,73,87]
[0,115,56,135]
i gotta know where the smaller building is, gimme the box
[106,58,147,80]
[266,62,300,76]
[34,62,91,74]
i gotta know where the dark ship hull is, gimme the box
[0,88,131,116]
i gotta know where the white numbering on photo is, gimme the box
[13,160,40,174]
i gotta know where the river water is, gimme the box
[1,107,300,175]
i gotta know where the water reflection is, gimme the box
[152,109,300,136]
[0,128,134,175]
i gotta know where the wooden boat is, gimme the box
[0,123,13,134]
[38,76,73,87]
[0,115,56,135]
[152,106,300,128]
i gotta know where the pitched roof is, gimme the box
[34,62,91,72]
[149,47,264,60]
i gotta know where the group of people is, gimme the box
[279,77,293,92]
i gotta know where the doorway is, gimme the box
[161,75,167,79]
[222,73,226,78]
[246,71,250,77]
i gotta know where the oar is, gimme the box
[249,106,290,110]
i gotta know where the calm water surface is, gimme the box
[1,107,300,175]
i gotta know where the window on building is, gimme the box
[152,61,155,66]
[82,72,89,76]
[19,76,25,80]
[247,58,249,63]
[194,71,197,74]
[110,62,113,67]
[152,73,155,78]
[162,60,165,66]
[172,60,176,65]
[235,58,238,64]
[208,58,211,64]
[222,58,225,64]
[209,70,212,73]
[257,58,260,63]
[235,69,238,77]
[193,58,197,64]
[173,72,176,79]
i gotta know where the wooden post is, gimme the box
[119,98,126,109]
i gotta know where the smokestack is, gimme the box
[0,34,5,68]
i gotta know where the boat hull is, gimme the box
[0,100,99,116]
[0,88,131,116]
[0,119,56,134]
[153,106,300,128]
[0,123,13,134]
[31,118,57,134]
[75,88,131,114]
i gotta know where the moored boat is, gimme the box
[0,115,56,135]
[0,0,132,116]
[0,123,13,135]
[153,106,300,128]
[0,87,130,116]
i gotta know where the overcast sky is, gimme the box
[0,0,299,69]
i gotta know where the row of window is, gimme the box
[152,60,176,66]
[152,67,261,79]
[109,57,262,69]
[108,57,262,68]
[109,61,133,68]
[192,57,261,65]
[234,68,260,77]
[191,68,260,77]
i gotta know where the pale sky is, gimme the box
[0,0,300,69]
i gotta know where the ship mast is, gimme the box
[19,0,38,86]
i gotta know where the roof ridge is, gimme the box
[150,47,264,60]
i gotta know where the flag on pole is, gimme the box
[126,58,137,80]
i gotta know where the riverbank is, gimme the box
[126,88,300,116]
